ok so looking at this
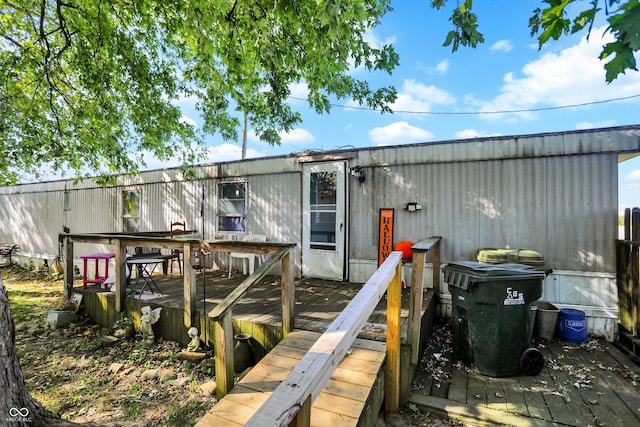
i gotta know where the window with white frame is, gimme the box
[122,189,141,233]
[217,181,247,233]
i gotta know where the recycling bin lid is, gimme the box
[476,248,545,267]
[443,261,546,291]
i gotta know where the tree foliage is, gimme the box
[435,0,639,83]
[1,1,639,186]
[0,0,398,185]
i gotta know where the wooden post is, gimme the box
[625,208,631,241]
[214,311,235,399]
[114,239,127,313]
[289,395,312,427]
[432,241,441,296]
[633,208,640,242]
[634,244,640,336]
[63,237,74,299]
[385,260,402,413]
[408,250,426,365]
[281,247,295,337]
[184,242,196,327]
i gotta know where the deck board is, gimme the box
[413,320,640,427]
[195,330,386,427]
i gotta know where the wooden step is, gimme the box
[195,329,386,427]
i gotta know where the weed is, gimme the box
[129,382,143,397]
[166,398,207,426]
[125,401,140,419]
[129,346,149,364]
[406,403,432,424]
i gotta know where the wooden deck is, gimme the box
[76,270,421,347]
[76,267,434,427]
[73,270,640,426]
[196,329,386,427]
[412,322,640,426]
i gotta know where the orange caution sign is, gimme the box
[378,208,394,266]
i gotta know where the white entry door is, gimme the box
[302,162,347,280]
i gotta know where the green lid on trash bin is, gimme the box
[476,248,545,267]
[443,261,546,291]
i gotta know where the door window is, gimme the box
[309,171,337,250]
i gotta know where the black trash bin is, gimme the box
[444,261,545,377]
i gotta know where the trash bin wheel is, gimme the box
[520,347,544,376]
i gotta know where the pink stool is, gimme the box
[79,253,115,289]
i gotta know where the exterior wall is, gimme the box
[348,153,618,273]
[2,126,640,339]
[345,151,621,339]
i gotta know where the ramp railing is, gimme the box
[245,251,404,427]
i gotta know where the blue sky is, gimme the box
[131,3,640,212]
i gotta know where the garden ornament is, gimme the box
[186,327,200,352]
[140,306,162,345]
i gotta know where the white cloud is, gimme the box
[413,59,450,75]
[247,127,315,145]
[391,79,456,113]
[179,115,198,128]
[203,143,265,161]
[176,92,199,107]
[455,129,503,139]
[435,59,450,74]
[490,39,513,53]
[477,26,640,120]
[289,82,309,99]
[626,169,640,181]
[369,121,434,145]
[280,128,315,144]
[137,142,267,171]
[363,30,397,50]
[575,120,617,130]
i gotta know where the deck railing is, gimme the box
[407,236,441,365]
[61,233,295,330]
[616,208,640,356]
[208,246,294,399]
[245,251,404,427]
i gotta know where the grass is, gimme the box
[2,266,215,426]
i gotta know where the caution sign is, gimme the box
[378,208,394,266]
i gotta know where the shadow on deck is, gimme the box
[76,269,435,371]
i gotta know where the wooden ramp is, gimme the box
[196,329,387,427]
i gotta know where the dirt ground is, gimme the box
[4,266,463,426]
[4,267,216,426]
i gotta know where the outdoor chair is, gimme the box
[169,221,187,274]
[228,234,267,278]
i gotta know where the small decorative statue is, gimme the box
[140,306,162,345]
[186,327,201,352]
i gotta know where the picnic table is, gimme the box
[0,244,19,267]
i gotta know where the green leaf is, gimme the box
[0,0,399,184]
[571,5,599,34]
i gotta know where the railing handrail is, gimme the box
[245,251,404,427]
[63,232,293,253]
[209,246,290,321]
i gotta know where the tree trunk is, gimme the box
[0,274,69,426]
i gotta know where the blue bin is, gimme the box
[557,308,588,343]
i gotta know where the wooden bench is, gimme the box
[0,244,19,267]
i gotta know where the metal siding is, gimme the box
[0,126,633,276]
[544,154,617,273]
[348,153,616,273]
